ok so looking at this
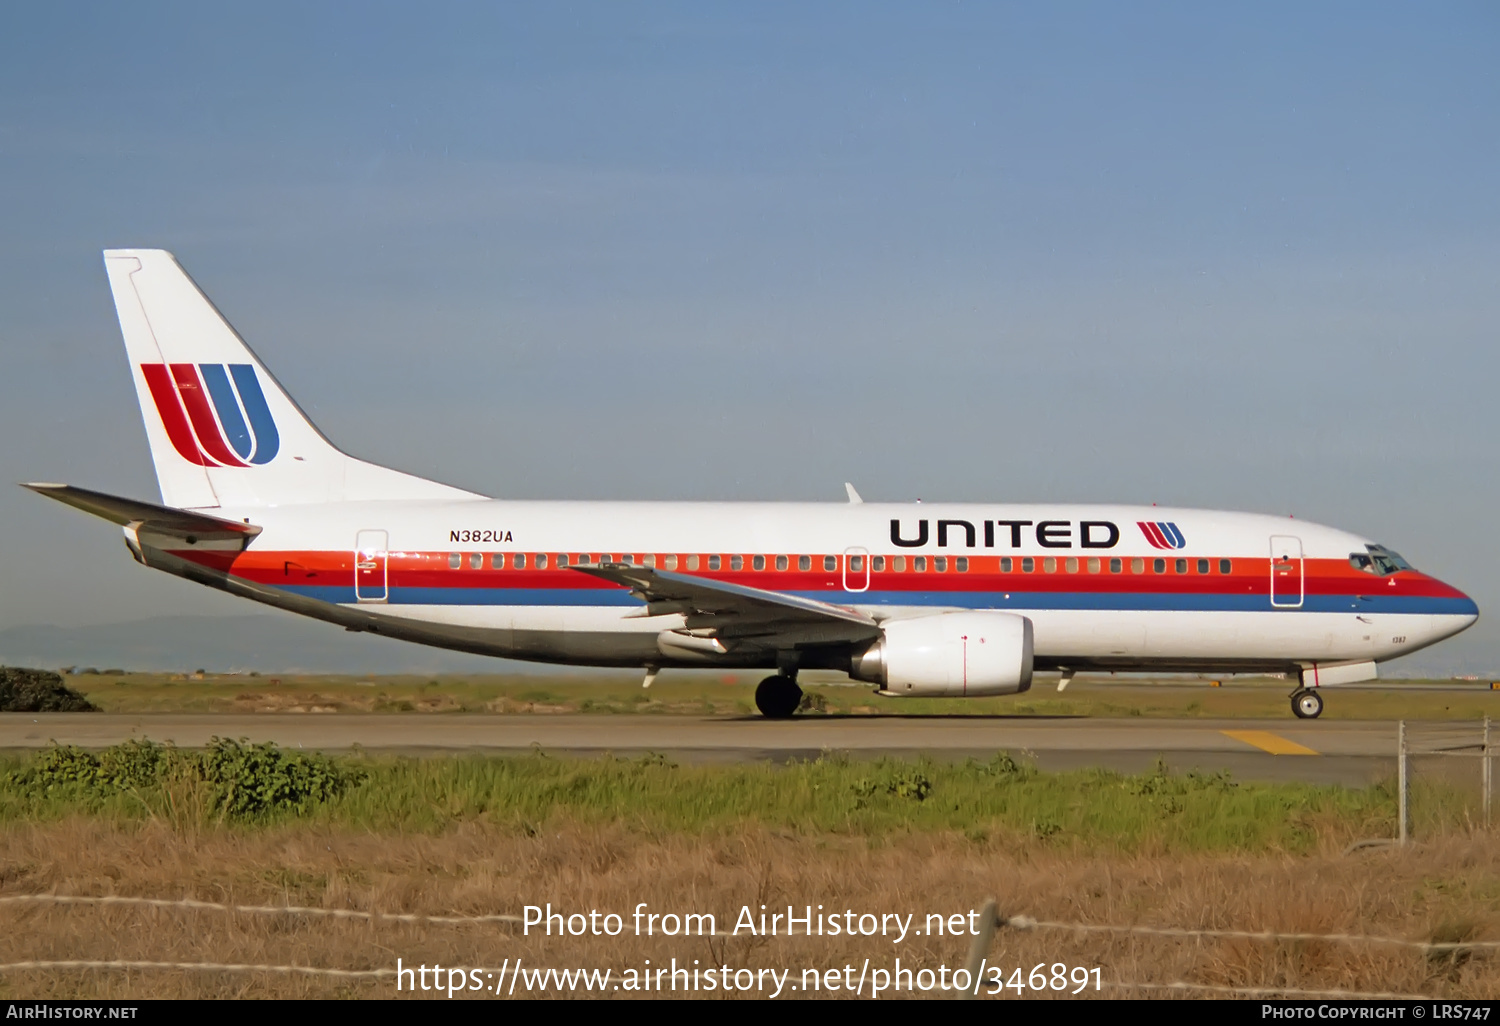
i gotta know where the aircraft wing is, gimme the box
[572,563,882,646]
[22,483,262,547]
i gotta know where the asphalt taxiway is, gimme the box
[0,713,1419,785]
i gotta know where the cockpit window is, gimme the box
[1350,544,1413,576]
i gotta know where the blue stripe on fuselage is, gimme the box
[267,583,1477,617]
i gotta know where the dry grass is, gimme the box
[0,819,1496,999]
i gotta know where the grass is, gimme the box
[0,742,1494,999]
[0,820,1497,999]
[0,742,1402,855]
[50,669,1500,719]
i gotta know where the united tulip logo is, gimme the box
[1138,521,1186,550]
[141,363,280,467]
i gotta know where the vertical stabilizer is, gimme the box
[103,249,483,509]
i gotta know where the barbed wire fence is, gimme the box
[0,891,1489,999]
[1399,717,1493,843]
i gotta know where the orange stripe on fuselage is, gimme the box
[162,549,1466,600]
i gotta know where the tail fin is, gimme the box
[103,249,483,509]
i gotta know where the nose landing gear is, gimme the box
[1289,688,1324,719]
[755,674,803,719]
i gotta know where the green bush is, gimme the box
[200,738,359,816]
[11,737,361,818]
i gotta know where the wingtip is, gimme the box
[844,482,864,504]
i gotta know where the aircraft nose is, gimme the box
[1430,579,1479,641]
[1449,583,1479,622]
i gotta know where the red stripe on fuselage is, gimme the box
[164,549,1471,601]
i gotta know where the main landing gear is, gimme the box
[755,674,803,719]
[1289,688,1324,719]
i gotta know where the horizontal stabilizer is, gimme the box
[22,483,261,544]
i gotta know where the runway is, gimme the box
[0,713,1411,785]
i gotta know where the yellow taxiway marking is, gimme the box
[1221,730,1320,756]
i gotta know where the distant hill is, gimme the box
[0,614,519,675]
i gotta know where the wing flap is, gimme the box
[572,563,881,645]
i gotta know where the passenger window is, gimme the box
[707,555,719,570]
[1197,558,1209,574]
[1088,558,1100,574]
[894,556,906,572]
[850,555,864,572]
[1043,557,1056,573]
[536,553,549,569]
[731,556,743,571]
[1131,558,1144,574]
[956,557,968,572]
[935,556,947,572]
[1153,558,1165,574]
[1175,559,1187,574]
[643,554,655,568]
[689,555,702,571]
[557,554,569,568]
[1219,559,1232,574]
[1066,557,1078,573]
[448,553,460,569]
[798,555,811,571]
[1022,557,1034,573]
[752,555,765,570]
[491,553,505,569]
[514,553,527,569]
[824,555,837,571]
[1001,557,1012,572]
[1110,558,1122,573]
[773,555,785,571]
[468,553,481,570]
[665,554,678,570]
[619,554,632,565]
[914,556,927,572]
[873,556,886,571]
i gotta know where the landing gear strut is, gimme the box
[755,675,803,719]
[1290,688,1324,719]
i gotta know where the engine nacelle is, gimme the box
[851,612,1034,697]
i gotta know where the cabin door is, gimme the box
[355,530,389,603]
[842,547,870,593]
[1269,535,1303,609]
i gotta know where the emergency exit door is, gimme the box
[1269,535,1303,608]
[355,530,388,602]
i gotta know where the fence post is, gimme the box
[1398,720,1409,846]
[1484,716,1492,830]
[958,899,1000,1000]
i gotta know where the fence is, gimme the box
[1398,718,1494,843]
[0,891,1489,999]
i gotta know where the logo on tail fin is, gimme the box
[1138,521,1186,549]
[140,363,280,467]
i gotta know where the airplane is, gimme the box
[24,249,1478,720]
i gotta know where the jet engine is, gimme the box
[850,611,1034,696]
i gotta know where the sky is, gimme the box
[1,3,1497,671]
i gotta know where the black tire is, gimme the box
[1291,689,1324,719]
[755,675,802,719]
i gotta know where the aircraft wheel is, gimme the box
[755,675,803,719]
[1291,689,1323,719]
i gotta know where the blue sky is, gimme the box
[1,3,1497,670]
